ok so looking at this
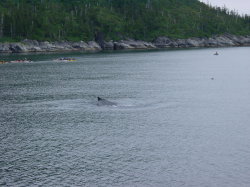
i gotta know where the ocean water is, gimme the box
[1,47,250,187]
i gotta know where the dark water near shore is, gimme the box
[1,47,250,187]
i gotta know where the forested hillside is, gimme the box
[0,0,249,42]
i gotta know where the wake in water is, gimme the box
[94,97,175,111]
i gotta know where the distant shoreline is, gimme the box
[0,34,250,54]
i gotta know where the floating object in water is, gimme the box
[214,51,219,55]
[0,59,32,64]
[211,77,214,80]
[53,57,76,62]
[9,60,32,63]
[97,97,117,106]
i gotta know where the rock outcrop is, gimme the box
[153,34,250,48]
[0,34,250,53]
[0,40,101,53]
[0,43,11,53]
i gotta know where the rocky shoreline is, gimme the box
[0,34,250,53]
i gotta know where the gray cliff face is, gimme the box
[115,39,156,49]
[0,34,250,53]
[0,43,11,53]
[153,34,250,48]
[101,41,114,50]
[0,39,101,53]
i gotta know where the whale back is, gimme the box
[97,97,117,106]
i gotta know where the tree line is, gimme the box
[0,0,249,42]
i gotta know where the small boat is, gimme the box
[9,60,32,63]
[53,57,76,62]
[214,51,219,55]
[0,59,32,64]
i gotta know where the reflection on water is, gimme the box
[1,47,250,187]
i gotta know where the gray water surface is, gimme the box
[1,47,250,187]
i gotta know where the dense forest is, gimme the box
[0,0,249,42]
